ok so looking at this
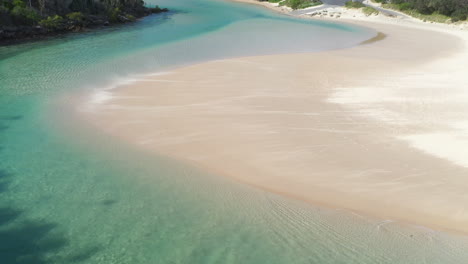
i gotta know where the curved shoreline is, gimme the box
[76,10,468,234]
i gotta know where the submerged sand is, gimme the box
[78,20,468,234]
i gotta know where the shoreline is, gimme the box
[229,0,468,30]
[0,7,169,45]
[228,0,374,16]
[75,3,468,234]
[227,0,292,15]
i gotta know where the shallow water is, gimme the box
[2,0,468,263]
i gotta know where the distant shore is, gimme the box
[76,1,468,234]
[229,0,468,30]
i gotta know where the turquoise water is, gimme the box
[2,0,468,263]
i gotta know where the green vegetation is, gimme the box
[377,0,468,22]
[279,0,322,10]
[125,14,136,21]
[1,0,166,27]
[345,1,379,16]
[345,1,366,8]
[39,15,64,30]
[1,0,169,41]
[363,6,379,15]
[260,0,323,10]
[108,7,121,23]
[385,3,451,22]
[11,5,40,24]
[66,12,85,22]
[2,0,40,25]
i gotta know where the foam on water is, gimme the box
[80,72,175,112]
[90,79,136,103]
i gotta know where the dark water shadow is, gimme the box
[0,115,22,121]
[0,220,67,264]
[0,169,10,193]
[101,199,118,207]
[0,115,22,130]
[0,167,101,263]
[0,109,101,263]
[0,207,21,226]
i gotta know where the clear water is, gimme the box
[2,0,468,263]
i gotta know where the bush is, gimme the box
[39,15,64,29]
[451,9,467,22]
[12,0,26,8]
[11,5,40,25]
[67,12,85,21]
[345,1,365,8]
[149,5,169,13]
[108,7,120,23]
[363,6,379,15]
[396,2,412,11]
[382,0,467,23]
[125,14,136,21]
[280,0,322,10]
[1,0,12,10]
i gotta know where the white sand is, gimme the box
[77,3,468,234]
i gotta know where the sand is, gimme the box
[228,0,293,14]
[77,5,468,234]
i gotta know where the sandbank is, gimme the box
[77,5,468,234]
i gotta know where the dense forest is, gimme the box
[0,0,167,42]
[375,0,468,21]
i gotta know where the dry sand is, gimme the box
[77,7,468,233]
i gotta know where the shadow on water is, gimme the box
[0,112,102,263]
[0,219,67,264]
[0,115,22,121]
[0,169,63,264]
[0,166,101,263]
[0,169,10,194]
[101,199,118,207]
[0,115,22,132]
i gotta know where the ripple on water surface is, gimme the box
[1,0,468,263]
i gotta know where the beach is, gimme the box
[5,0,468,262]
[77,1,468,234]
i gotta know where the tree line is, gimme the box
[0,0,167,42]
[375,0,468,21]
[0,0,166,27]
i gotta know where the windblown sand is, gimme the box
[79,21,468,234]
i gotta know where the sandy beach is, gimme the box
[229,0,293,14]
[77,2,468,234]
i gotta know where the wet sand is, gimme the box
[77,20,468,234]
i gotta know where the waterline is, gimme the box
[2,0,468,263]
